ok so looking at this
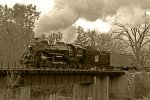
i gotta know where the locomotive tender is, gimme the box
[20,38,133,70]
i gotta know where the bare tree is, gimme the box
[113,12,150,69]
[110,39,131,54]
[76,27,114,51]
[96,33,113,51]
[0,71,21,100]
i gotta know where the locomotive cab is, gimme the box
[85,46,100,66]
[67,44,86,65]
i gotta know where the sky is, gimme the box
[0,0,54,14]
[0,0,111,33]
[1,0,150,43]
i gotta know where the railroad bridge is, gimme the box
[0,62,130,100]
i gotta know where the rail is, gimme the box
[0,61,149,72]
[0,61,125,72]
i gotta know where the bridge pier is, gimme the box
[94,76,109,100]
[15,86,31,100]
[109,75,127,100]
[73,76,109,100]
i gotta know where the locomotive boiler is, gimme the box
[20,40,86,68]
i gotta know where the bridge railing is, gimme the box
[0,61,21,70]
[0,61,127,72]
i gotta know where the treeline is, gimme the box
[0,4,40,61]
[37,27,129,54]
[1,4,150,69]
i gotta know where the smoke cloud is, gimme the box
[34,0,150,35]
[61,26,78,43]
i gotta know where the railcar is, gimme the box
[109,52,136,70]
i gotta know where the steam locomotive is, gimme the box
[20,38,134,70]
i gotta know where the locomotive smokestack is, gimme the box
[34,0,150,35]
[34,38,40,44]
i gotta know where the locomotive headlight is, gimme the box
[27,45,32,50]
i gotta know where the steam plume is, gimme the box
[61,26,78,43]
[34,0,150,34]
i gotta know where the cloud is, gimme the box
[115,7,144,25]
[34,0,150,35]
